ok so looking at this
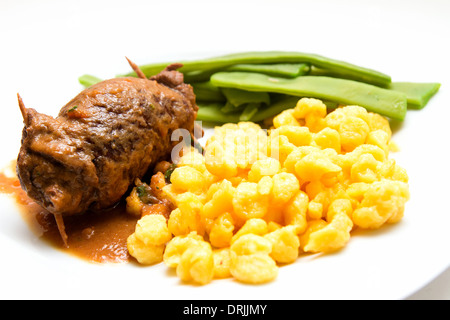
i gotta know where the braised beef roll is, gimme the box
[17,63,197,216]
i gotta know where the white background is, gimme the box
[0,0,449,299]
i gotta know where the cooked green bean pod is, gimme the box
[191,81,226,102]
[196,102,241,123]
[80,52,440,124]
[211,72,407,120]
[388,82,440,109]
[310,68,441,109]
[226,63,310,78]
[220,101,243,114]
[221,88,270,107]
[122,51,391,87]
[184,63,310,82]
[239,103,260,121]
[78,74,103,87]
[251,96,299,123]
[197,96,340,124]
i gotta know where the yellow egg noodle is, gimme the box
[126,98,410,285]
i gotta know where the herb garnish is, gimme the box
[136,185,147,198]
[164,163,177,182]
[135,183,159,204]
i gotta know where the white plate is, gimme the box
[0,0,449,300]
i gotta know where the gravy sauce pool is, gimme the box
[0,162,138,263]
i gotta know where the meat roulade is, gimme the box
[16,60,197,222]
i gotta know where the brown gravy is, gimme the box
[0,165,138,263]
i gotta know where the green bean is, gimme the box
[198,96,355,123]
[309,68,441,110]
[211,72,407,120]
[220,101,244,114]
[196,102,241,123]
[185,63,310,82]
[251,96,299,122]
[122,51,391,87]
[78,74,103,87]
[184,69,222,83]
[226,63,310,78]
[187,63,310,89]
[191,81,226,102]
[250,95,341,123]
[309,66,378,83]
[239,103,260,121]
[388,82,440,109]
[221,88,270,107]
[197,101,260,123]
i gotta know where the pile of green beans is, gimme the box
[78,51,440,122]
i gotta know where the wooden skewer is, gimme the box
[54,214,69,248]
[125,57,147,80]
[17,93,28,124]
[17,93,69,248]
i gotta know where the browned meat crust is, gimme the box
[17,64,197,216]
